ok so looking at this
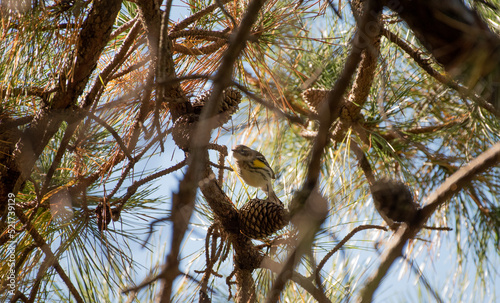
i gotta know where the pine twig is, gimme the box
[169,28,231,40]
[171,0,233,32]
[112,159,188,218]
[173,39,227,55]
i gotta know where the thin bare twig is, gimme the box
[113,159,188,218]
[173,39,227,55]
[171,0,233,32]
[422,225,452,231]
[232,81,305,125]
[314,225,388,284]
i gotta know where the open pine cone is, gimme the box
[171,113,199,151]
[238,198,289,239]
[172,88,241,150]
[192,87,241,127]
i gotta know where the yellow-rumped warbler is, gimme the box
[232,145,281,205]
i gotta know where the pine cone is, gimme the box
[171,113,199,150]
[238,198,289,239]
[302,88,329,114]
[192,91,210,115]
[173,88,241,150]
[192,88,241,127]
[370,178,419,227]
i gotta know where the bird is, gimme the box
[232,145,282,205]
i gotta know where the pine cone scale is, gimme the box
[238,199,289,239]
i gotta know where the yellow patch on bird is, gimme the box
[252,159,267,168]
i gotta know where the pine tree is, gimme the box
[1,1,499,302]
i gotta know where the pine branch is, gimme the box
[82,17,142,108]
[4,0,123,199]
[382,27,500,118]
[358,142,500,302]
[279,2,383,301]
[261,258,332,303]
